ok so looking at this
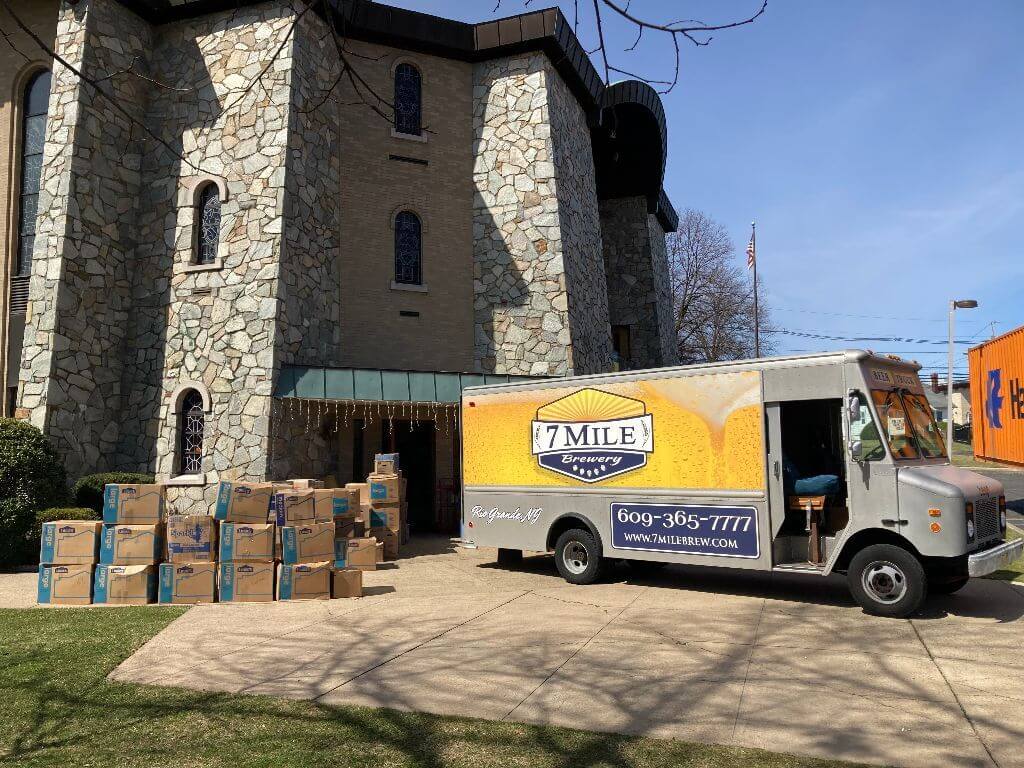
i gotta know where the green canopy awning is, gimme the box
[274,366,543,403]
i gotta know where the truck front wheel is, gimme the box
[554,528,605,585]
[848,544,927,618]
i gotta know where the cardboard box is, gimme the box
[102,484,165,524]
[371,526,399,560]
[218,562,276,602]
[367,502,401,531]
[214,482,276,523]
[374,453,400,474]
[334,513,365,539]
[38,564,94,605]
[39,520,102,565]
[93,564,157,605]
[367,473,402,504]
[331,568,363,598]
[99,524,163,565]
[165,515,216,563]
[218,523,275,562]
[345,482,369,505]
[376,541,384,564]
[280,522,335,565]
[277,560,332,600]
[346,536,377,571]
[272,489,318,525]
[318,488,360,519]
[333,536,348,567]
[290,478,325,489]
[158,562,216,604]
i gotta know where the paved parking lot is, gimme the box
[105,536,1024,768]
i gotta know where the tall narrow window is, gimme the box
[394,211,422,285]
[394,63,421,136]
[178,389,205,475]
[16,70,51,277]
[195,183,221,265]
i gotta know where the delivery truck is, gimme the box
[460,350,1022,617]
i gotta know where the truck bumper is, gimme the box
[967,538,1024,578]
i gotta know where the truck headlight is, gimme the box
[966,501,975,542]
[966,519,975,539]
[999,496,1007,534]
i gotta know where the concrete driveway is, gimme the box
[107,536,1024,768]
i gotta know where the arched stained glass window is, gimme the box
[394,63,421,136]
[195,183,221,265]
[178,390,205,475]
[16,70,52,277]
[394,211,422,285]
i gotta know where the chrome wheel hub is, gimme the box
[563,541,589,575]
[862,560,908,604]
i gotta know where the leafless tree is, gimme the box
[670,209,773,363]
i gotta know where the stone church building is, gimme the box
[0,0,678,523]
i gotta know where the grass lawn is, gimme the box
[0,608,863,768]
[949,440,1014,469]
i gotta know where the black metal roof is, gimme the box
[118,0,677,231]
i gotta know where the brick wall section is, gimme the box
[18,0,150,478]
[601,195,677,369]
[0,0,58,415]
[335,41,475,373]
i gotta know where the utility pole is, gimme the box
[750,222,759,357]
[948,299,978,451]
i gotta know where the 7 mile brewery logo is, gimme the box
[531,388,653,482]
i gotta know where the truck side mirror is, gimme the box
[847,392,862,424]
[849,439,863,462]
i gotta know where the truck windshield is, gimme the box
[869,389,947,460]
[901,392,947,458]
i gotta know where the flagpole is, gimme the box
[752,221,760,358]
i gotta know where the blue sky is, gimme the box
[393,0,1023,379]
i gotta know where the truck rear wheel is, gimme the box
[554,528,604,585]
[847,544,926,618]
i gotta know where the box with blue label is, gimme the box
[100,524,163,565]
[218,562,276,602]
[315,488,359,520]
[93,564,157,605]
[165,515,216,563]
[367,473,402,504]
[219,522,275,562]
[214,482,277,523]
[39,520,102,564]
[374,453,400,475]
[102,484,165,524]
[273,490,319,525]
[38,564,94,604]
[280,522,335,564]
[277,561,331,600]
[158,562,216,604]
[367,503,402,531]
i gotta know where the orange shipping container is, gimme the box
[969,323,1024,465]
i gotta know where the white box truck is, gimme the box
[461,350,1022,617]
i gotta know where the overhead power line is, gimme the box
[774,329,977,345]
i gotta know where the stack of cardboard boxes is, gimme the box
[35,466,408,605]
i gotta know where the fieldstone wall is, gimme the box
[18,0,151,478]
[600,196,677,369]
[127,3,299,511]
[544,64,613,375]
[471,53,612,376]
[471,54,571,376]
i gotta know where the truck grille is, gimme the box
[974,496,1000,541]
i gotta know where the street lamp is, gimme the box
[948,299,978,453]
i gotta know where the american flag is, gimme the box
[746,233,755,270]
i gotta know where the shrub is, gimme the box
[73,472,155,514]
[29,507,100,564]
[0,419,67,566]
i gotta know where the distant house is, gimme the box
[926,373,971,426]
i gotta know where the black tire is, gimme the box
[554,528,605,585]
[847,544,927,618]
[496,548,523,566]
[930,577,969,595]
